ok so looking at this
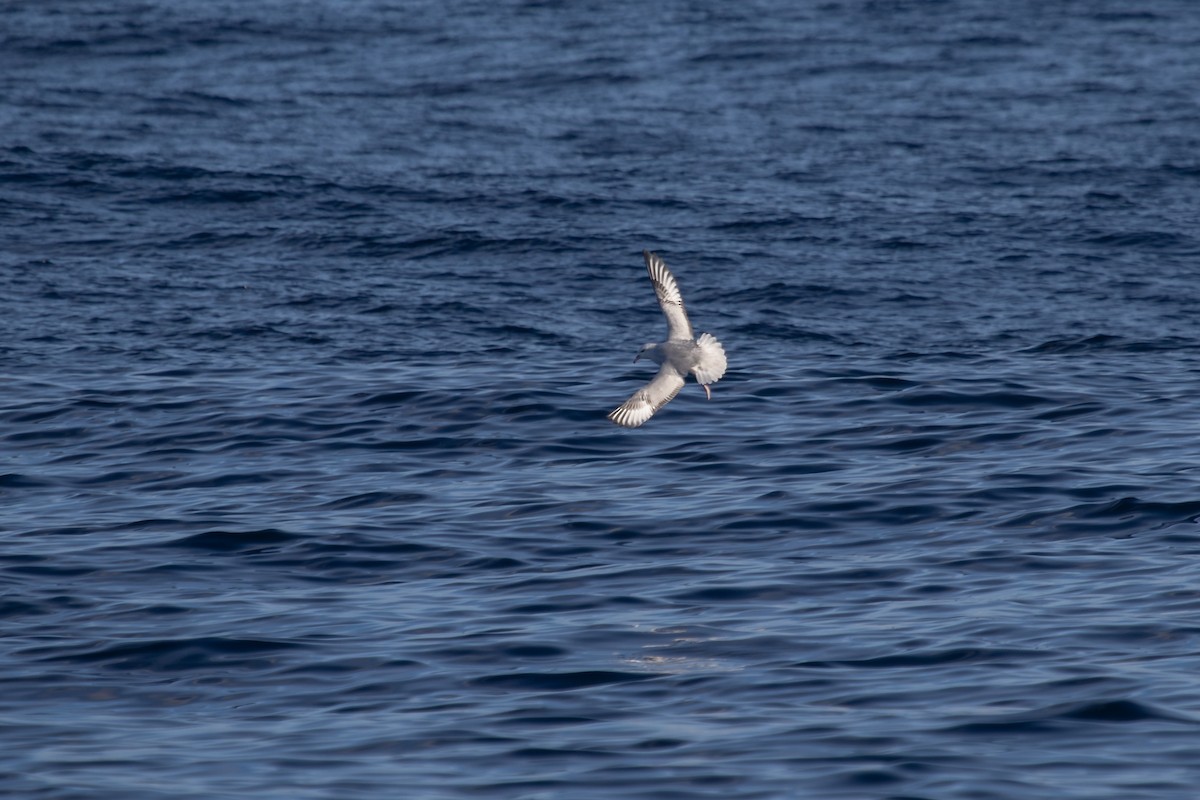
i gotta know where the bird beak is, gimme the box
[633,353,641,363]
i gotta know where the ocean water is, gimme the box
[3,1,1200,798]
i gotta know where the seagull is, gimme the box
[608,251,727,428]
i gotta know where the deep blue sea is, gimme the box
[4,1,1200,798]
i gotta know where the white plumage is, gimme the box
[608,251,727,428]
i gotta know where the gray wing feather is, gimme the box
[644,250,694,341]
[607,364,686,428]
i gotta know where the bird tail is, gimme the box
[692,333,727,385]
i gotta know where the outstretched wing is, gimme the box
[644,250,694,341]
[607,364,686,428]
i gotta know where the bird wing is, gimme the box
[607,363,686,428]
[644,250,694,341]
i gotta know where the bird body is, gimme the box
[607,251,727,428]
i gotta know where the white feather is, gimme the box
[644,251,694,341]
[692,332,726,385]
[607,365,685,428]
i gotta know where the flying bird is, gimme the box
[608,251,727,428]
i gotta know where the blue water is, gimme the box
[4,1,1200,798]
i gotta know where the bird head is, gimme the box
[634,343,657,363]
